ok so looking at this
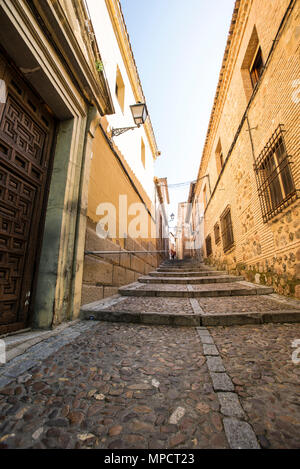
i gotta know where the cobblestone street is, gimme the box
[0,261,300,449]
[210,323,300,449]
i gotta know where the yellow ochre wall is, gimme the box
[82,123,159,305]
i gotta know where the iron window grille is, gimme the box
[205,235,212,257]
[254,125,297,223]
[220,207,234,252]
[214,223,221,244]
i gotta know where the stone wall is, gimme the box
[81,218,160,305]
[192,0,300,299]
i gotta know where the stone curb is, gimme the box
[0,321,97,390]
[193,317,260,449]
[223,418,260,449]
[217,392,246,419]
[210,372,235,392]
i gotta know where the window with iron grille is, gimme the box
[214,223,220,244]
[254,125,297,222]
[205,235,212,257]
[220,207,234,252]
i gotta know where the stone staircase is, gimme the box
[81,259,300,327]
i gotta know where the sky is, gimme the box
[120,0,236,228]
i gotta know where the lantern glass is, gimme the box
[130,103,148,126]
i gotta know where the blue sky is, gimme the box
[120,0,235,225]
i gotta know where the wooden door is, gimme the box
[0,53,55,334]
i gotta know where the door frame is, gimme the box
[0,51,57,334]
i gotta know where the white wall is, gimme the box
[87,0,155,202]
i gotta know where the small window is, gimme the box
[250,46,264,88]
[141,138,145,169]
[219,152,224,167]
[215,139,224,175]
[241,26,264,101]
[203,185,208,209]
[254,125,297,222]
[115,66,125,112]
[214,223,220,244]
[205,235,212,257]
[220,207,234,252]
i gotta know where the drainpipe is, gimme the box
[246,115,257,162]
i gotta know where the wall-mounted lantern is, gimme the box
[111,102,148,137]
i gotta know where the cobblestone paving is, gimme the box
[198,296,296,314]
[108,298,194,314]
[0,322,229,449]
[209,323,300,448]
[1,261,299,450]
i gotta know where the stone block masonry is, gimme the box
[191,0,300,300]
[81,219,160,305]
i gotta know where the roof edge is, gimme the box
[195,0,246,187]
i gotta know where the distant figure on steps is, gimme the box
[170,249,176,260]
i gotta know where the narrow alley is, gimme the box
[0,0,300,455]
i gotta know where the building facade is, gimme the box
[154,177,170,259]
[176,202,189,260]
[0,0,115,333]
[81,0,162,305]
[189,0,300,297]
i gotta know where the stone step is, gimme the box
[160,264,207,267]
[159,263,205,269]
[82,309,199,326]
[80,292,300,327]
[81,306,300,327]
[2,330,51,351]
[149,271,227,277]
[138,276,244,285]
[118,282,274,298]
[160,261,199,265]
[81,309,300,327]
[157,268,210,273]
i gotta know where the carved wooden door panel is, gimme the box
[0,54,55,334]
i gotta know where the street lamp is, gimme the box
[130,103,148,126]
[111,102,148,137]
